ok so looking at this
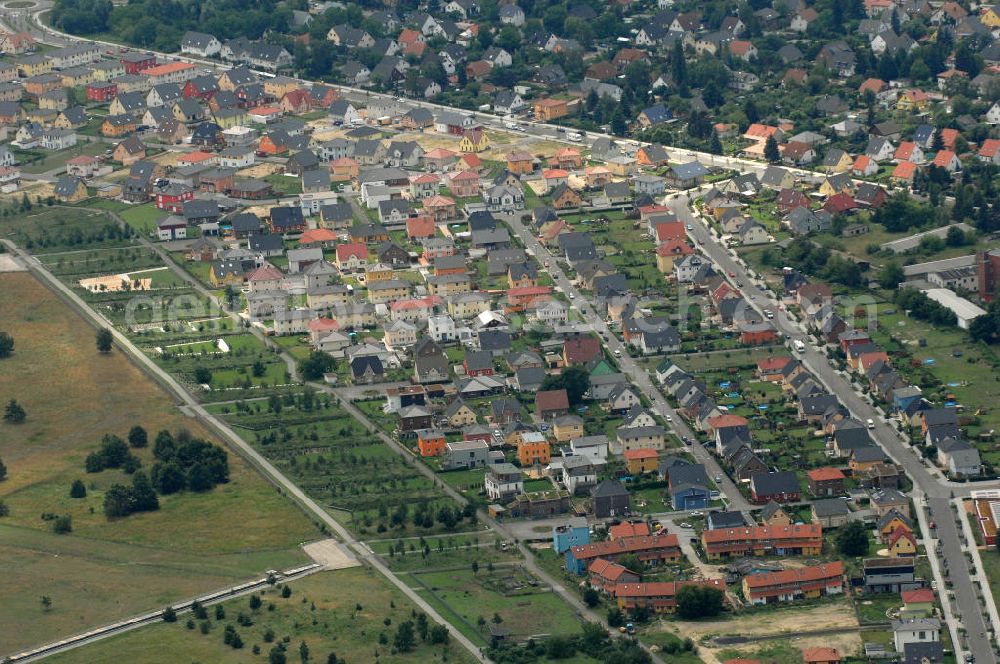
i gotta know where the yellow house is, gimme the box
[61,68,95,87]
[623,449,660,474]
[306,289,350,310]
[607,156,637,177]
[761,502,792,527]
[877,511,911,543]
[428,275,471,297]
[367,280,409,303]
[210,260,245,287]
[213,107,249,129]
[445,399,478,428]
[984,7,1000,27]
[17,55,52,78]
[448,293,490,318]
[458,128,490,153]
[822,150,854,173]
[54,176,88,203]
[551,414,584,442]
[363,263,394,284]
[896,89,928,112]
[887,528,917,557]
[263,76,301,99]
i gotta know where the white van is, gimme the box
[568,132,583,142]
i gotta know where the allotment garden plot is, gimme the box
[210,401,478,538]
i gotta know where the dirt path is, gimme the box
[652,601,861,664]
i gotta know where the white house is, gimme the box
[428,314,458,342]
[569,435,609,461]
[180,31,222,58]
[892,619,940,653]
[985,101,1000,125]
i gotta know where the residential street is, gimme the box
[670,194,997,664]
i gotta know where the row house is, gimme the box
[701,524,823,560]
[614,580,726,615]
[743,562,845,605]
[566,533,682,575]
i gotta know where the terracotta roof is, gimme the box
[298,228,337,245]
[570,533,680,560]
[743,561,844,590]
[623,449,659,460]
[901,588,935,604]
[807,467,846,481]
[802,647,840,663]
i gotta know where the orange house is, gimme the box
[517,434,551,466]
[507,150,534,176]
[329,157,359,181]
[535,98,568,121]
[258,134,288,156]
[550,147,583,169]
[417,429,447,457]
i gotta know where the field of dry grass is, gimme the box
[0,272,319,654]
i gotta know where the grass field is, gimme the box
[0,272,319,653]
[119,203,166,236]
[43,567,477,664]
[406,566,584,646]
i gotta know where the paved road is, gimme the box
[501,211,752,514]
[9,4,994,656]
[0,238,488,664]
[670,194,997,663]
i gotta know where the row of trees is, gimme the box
[894,288,959,328]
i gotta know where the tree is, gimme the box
[131,471,159,512]
[70,479,86,498]
[709,131,722,155]
[764,135,781,163]
[583,587,600,607]
[128,425,148,448]
[546,635,576,659]
[471,560,479,575]
[103,484,134,518]
[52,515,73,534]
[249,594,262,611]
[0,455,6,481]
[96,327,113,353]
[269,646,288,664]
[618,553,643,575]
[162,606,177,622]
[879,261,905,290]
[837,520,870,557]
[540,365,589,405]
[299,640,309,662]
[4,399,25,424]
[394,620,416,652]
[299,350,335,380]
[675,585,724,619]
[946,225,967,247]
[41,596,52,612]
[0,331,13,358]
[428,624,449,644]
[194,367,212,384]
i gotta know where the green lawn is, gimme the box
[44,567,477,664]
[119,203,167,236]
[15,140,108,175]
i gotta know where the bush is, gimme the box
[52,515,73,534]
[69,479,87,498]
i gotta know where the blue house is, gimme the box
[892,385,922,413]
[668,462,710,511]
[552,517,590,554]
